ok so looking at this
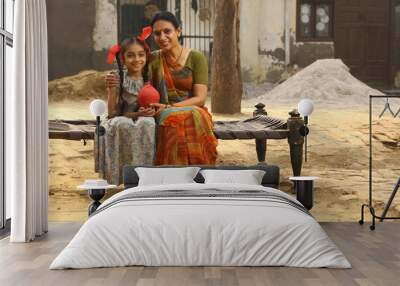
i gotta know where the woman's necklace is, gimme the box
[166,46,184,68]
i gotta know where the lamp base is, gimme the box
[88,188,106,216]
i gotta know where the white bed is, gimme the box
[50,183,351,269]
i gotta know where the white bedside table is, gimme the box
[78,180,116,216]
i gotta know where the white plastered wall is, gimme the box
[93,0,118,52]
[240,0,288,82]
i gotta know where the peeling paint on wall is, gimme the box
[240,0,288,83]
[258,33,284,57]
[93,0,118,52]
[258,47,285,62]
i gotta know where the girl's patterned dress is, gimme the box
[95,72,156,185]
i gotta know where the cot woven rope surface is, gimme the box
[49,120,95,140]
[213,115,288,140]
[49,115,289,141]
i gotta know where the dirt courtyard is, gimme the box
[48,98,400,222]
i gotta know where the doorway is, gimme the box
[334,0,391,87]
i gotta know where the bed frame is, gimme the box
[123,164,280,189]
[48,103,305,176]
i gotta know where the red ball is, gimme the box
[137,83,161,108]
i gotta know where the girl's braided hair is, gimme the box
[115,37,149,99]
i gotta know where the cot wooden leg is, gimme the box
[255,139,267,163]
[287,109,304,176]
[289,143,303,176]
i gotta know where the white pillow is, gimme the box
[200,169,266,185]
[135,167,201,186]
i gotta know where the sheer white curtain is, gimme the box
[7,0,48,242]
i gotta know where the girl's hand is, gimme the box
[105,72,119,89]
[149,103,170,117]
[137,107,156,117]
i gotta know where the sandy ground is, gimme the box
[48,99,400,222]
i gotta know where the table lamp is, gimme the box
[297,99,314,162]
[89,99,106,173]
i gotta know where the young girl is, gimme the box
[96,33,158,186]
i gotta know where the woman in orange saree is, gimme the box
[148,11,217,165]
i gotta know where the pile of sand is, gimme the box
[48,70,109,102]
[254,59,383,106]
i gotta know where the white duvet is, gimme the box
[50,183,351,269]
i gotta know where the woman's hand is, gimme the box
[149,103,170,117]
[105,72,119,89]
[137,107,156,117]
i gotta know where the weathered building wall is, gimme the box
[93,0,118,52]
[48,0,336,83]
[240,0,334,83]
[290,41,334,68]
[288,0,334,71]
[47,0,213,80]
[239,0,259,81]
[257,0,286,83]
[47,0,95,80]
[240,0,286,83]
[92,0,118,71]
[47,0,117,80]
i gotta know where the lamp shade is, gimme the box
[89,99,107,117]
[298,99,314,116]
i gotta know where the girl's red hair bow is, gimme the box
[137,26,152,54]
[107,44,121,65]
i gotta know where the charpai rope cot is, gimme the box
[48,115,289,141]
[48,103,307,176]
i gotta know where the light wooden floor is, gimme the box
[0,222,399,286]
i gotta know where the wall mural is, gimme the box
[47,0,399,225]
